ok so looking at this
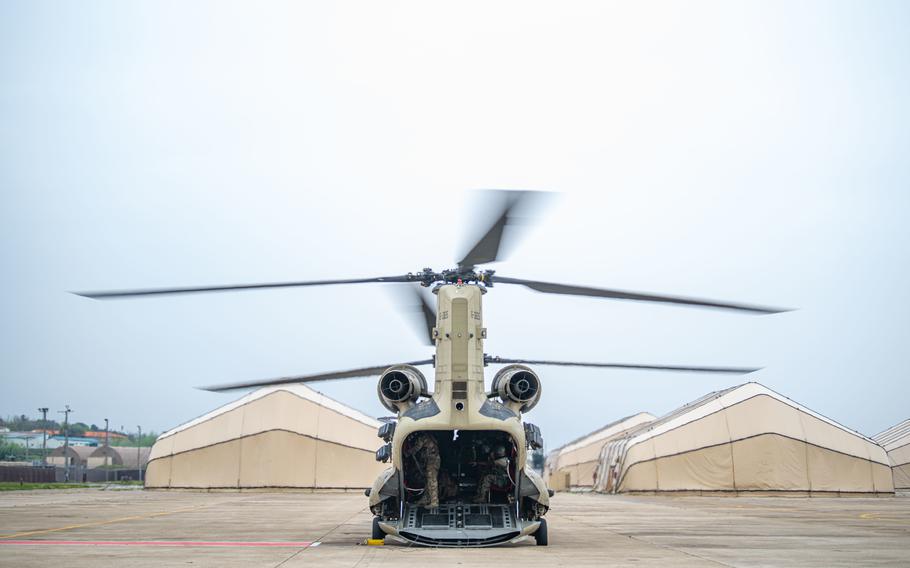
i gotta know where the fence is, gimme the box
[85,468,144,482]
[55,467,145,483]
[0,465,56,483]
[0,465,145,484]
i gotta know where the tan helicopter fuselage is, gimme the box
[369,283,550,546]
[392,284,527,469]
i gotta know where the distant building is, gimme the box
[83,431,129,441]
[88,446,151,469]
[48,445,95,467]
[31,429,59,436]
[45,436,99,449]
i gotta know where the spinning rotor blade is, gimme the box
[457,190,552,271]
[390,285,437,346]
[411,287,437,346]
[73,275,415,299]
[485,356,760,374]
[494,276,790,315]
[199,359,435,392]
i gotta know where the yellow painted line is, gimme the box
[857,512,907,522]
[0,504,208,540]
[722,509,907,523]
[725,505,799,511]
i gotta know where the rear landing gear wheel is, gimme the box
[371,516,385,541]
[535,518,548,546]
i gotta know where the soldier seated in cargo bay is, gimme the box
[475,444,511,502]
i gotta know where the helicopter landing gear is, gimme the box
[534,518,548,546]
[371,516,385,541]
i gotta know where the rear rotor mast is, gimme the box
[409,267,497,289]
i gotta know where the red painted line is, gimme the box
[0,540,313,548]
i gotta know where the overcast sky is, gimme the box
[2,1,908,449]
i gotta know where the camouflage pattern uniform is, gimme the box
[475,446,510,502]
[439,470,458,501]
[406,432,440,508]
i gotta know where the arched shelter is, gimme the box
[874,419,910,491]
[544,412,655,491]
[88,445,151,469]
[48,445,94,467]
[593,382,893,495]
[145,384,387,489]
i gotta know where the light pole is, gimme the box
[38,408,48,466]
[58,406,72,482]
[104,418,110,482]
[136,426,143,483]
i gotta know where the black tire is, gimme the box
[535,518,548,546]
[371,516,385,541]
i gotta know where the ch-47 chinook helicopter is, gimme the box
[75,190,789,547]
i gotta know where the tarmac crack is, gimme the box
[549,510,734,567]
[272,504,372,568]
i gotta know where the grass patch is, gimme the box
[0,480,145,491]
[0,482,89,491]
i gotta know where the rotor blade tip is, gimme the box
[197,384,231,392]
[765,307,796,315]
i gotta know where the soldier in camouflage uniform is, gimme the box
[439,470,458,501]
[475,444,510,502]
[405,432,440,508]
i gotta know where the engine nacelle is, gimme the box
[377,365,428,413]
[491,365,541,413]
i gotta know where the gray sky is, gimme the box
[2,1,908,449]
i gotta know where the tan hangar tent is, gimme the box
[593,382,893,495]
[874,419,910,491]
[544,412,655,491]
[145,384,388,489]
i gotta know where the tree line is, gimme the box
[1,415,157,445]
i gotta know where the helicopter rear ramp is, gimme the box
[145,384,387,489]
[389,503,531,546]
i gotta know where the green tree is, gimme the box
[110,432,159,447]
[68,422,89,437]
[0,441,26,461]
[1,414,62,432]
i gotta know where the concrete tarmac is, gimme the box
[0,488,907,567]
